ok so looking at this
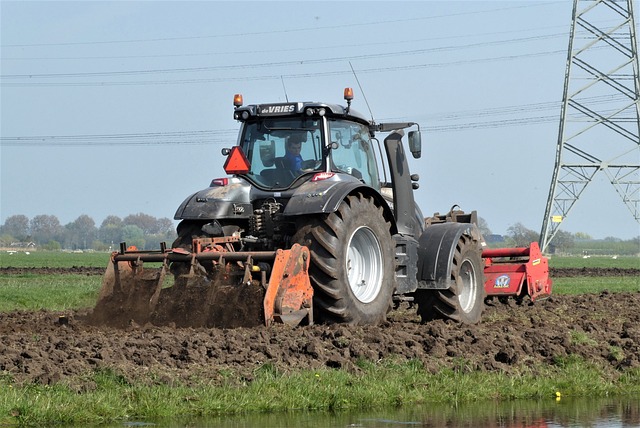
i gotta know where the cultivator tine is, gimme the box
[148,259,167,309]
[91,252,167,328]
[93,240,315,329]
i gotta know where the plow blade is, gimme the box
[264,246,314,326]
[90,243,313,329]
[482,242,552,302]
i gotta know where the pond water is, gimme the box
[114,396,639,427]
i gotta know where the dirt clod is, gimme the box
[0,291,638,388]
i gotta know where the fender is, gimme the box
[416,222,482,290]
[283,174,394,223]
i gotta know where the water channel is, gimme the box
[112,396,639,427]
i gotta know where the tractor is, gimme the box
[92,88,551,328]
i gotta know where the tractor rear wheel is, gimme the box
[294,194,394,325]
[415,234,484,324]
[171,220,206,249]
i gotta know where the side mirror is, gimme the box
[408,131,422,159]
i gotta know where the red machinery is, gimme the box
[483,242,552,302]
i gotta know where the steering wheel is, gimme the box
[301,159,320,170]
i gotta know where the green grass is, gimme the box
[1,251,637,270]
[549,255,639,269]
[0,251,110,268]
[1,358,638,426]
[0,274,100,312]
[552,276,640,294]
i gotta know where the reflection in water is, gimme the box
[119,397,639,427]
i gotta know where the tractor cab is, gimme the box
[228,91,381,191]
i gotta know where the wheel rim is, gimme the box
[458,258,478,313]
[345,226,384,304]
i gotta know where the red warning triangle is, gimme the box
[223,146,251,174]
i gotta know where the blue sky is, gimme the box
[1,1,639,240]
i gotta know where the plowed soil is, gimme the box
[1,267,639,389]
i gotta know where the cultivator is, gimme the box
[90,240,313,328]
[92,238,552,329]
[482,242,552,302]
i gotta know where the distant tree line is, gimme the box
[495,222,639,256]
[0,213,177,251]
[476,218,638,256]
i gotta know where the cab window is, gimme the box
[328,120,380,190]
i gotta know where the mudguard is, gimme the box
[417,222,483,289]
[174,173,395,229]
[283,175,393,220]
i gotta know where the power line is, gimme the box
[0,130,237,147]
[2,31,568,62]
[0,96,577,147]
[0,49,567,87]
[1,35,566,80]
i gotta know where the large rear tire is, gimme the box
[171,220,206,249]
[415,234,484,324]
[294,194,394,325]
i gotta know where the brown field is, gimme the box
[0,266,638,389]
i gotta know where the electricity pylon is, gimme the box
[540,0,640,253]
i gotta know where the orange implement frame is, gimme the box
[482,242,552,302]
[263,244,314,326]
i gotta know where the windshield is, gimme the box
[239,118,324,189]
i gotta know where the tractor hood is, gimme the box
[174,173,376,221]
[174,177,252,220]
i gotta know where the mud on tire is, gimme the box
[416,234,485,324]
[294,193,394,325]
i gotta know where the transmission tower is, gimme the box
[540,0,640,252]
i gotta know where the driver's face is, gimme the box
[287,141,302,154]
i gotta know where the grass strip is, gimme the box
[1,358,638,426]
[0,251,109,268]
[548,255,639,269]
[1,252,637,270]
[552,276,640,294]
[1,274,637,315]
[0,274,100,312]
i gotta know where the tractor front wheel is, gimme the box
[416,234,485,324]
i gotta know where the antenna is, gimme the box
[348,62,387,184]
[280,76,289,102]
[349,62,374,122]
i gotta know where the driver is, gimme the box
[283,132,306,172]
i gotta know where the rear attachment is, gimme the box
[90,241,313,329]
[482,242,552,302]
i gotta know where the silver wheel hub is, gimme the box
[345,226,384,304]
[458,258,478,313]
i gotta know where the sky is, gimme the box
[1,0,639,240]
